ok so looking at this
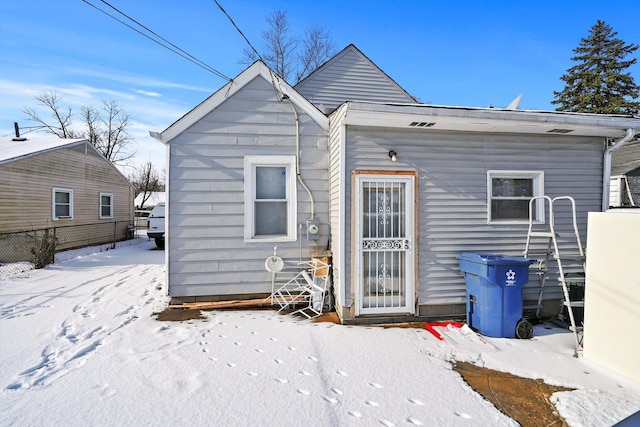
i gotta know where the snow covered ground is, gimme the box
[1,238,639,426]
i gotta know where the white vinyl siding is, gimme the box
[295,46,415,113]
[100,192,113,219]
[340,126,603,311]
[244,156,297,242]
[166,75,329,298]
[52,187,73,220]
[487,171,544,223]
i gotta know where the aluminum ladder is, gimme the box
[523,196,586,356]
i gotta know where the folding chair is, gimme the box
[290,258,331,319]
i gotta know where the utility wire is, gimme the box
[213,0,262,62]
[82,0,232,81]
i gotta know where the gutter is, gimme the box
[602,128,636,211]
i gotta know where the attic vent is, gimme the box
[409,121,436,127]
[547,128,574,134]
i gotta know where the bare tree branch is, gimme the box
[296,25,335,83]
[239,9,335,84]
[129,161,164,209]
[22,91,76,138]
[261,8,297,81]
[23,91,136,166]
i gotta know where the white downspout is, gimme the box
[602,128,636,211]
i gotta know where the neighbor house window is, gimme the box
[487,171,544,223]
[52,188,74,220]
[244,156,297,241]
[100,193,113,219]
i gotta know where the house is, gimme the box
[609,139,640,207]
[153,44,639,323]
[134,191,165,210]
[0,137,135,263]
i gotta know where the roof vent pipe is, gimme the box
[602,128,636,211]
[12,122,26,141]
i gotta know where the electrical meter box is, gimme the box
[306,219,320,241]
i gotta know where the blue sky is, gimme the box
[1,0,638,173]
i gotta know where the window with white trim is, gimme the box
[244,156,297,241]
[100,193,113,219]
[52,188,73,220]
[487,171,544,223]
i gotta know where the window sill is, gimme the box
[488,219,545,225]
[245,235,296,243]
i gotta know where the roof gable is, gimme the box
[155,61,328,144]
[0,137,133,186]
[294,44,417,113]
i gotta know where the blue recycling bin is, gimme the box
[459,253,535,338]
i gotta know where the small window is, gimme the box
[100,193,113,219]
[487,171,544,223]
[52,188,73,220]
[244,156,297,241]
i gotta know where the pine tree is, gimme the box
[552,20,640,115]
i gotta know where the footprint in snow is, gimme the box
[246,372,258,377]
[331,388,343,395]
[409,398,424,406]
[455,412,472,419]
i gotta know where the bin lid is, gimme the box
[459,252,535,265]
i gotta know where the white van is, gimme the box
[147,202,165,249]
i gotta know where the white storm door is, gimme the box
[355,174,415,315]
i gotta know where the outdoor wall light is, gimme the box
[388,150,397,162]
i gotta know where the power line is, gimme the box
[213,0,262,62]
[82,0,232,81]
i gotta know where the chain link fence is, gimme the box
[0,221,135,276]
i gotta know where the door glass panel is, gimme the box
[360,180,409,311]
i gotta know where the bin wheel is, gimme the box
[515,319,533,339]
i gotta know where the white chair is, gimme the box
[267,257,331,318]
[291,259,331,319]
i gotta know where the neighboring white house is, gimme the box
[152,44,639,324]
[134,191,165,210]
[609,139,640,208]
